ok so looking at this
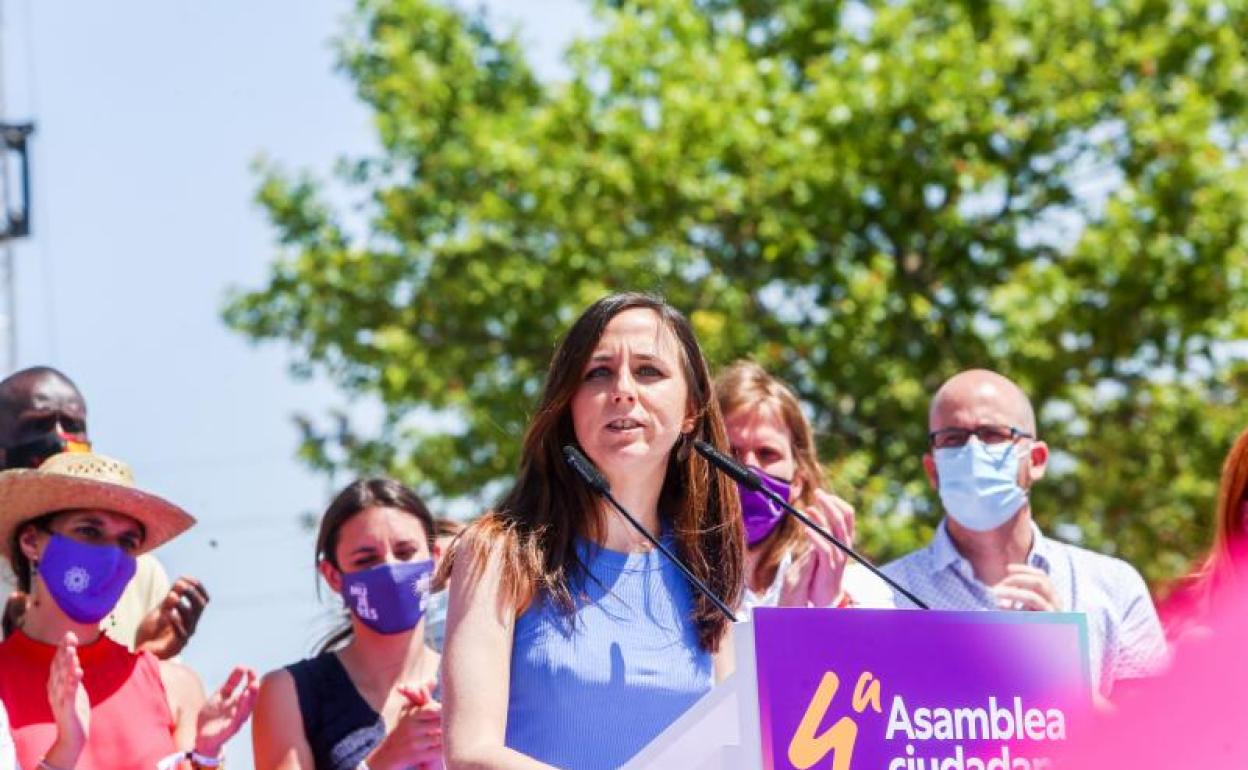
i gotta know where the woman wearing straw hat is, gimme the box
[0,452,259,770]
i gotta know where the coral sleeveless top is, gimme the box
[0,630,177,770]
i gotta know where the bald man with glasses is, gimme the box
[882,369,1168,701]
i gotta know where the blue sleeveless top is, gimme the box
[505,535,713,769]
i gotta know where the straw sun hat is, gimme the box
[0,452,196,561]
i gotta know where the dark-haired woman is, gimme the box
[252,479,444,770]
[441,293,745,770]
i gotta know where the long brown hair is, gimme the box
[4,512,61,637]
[315,477,436,653]
[1181,428,1248,594]
[1161,426,1248,638]
[715,360,827,588]
[1209,427,1248,583]
[443,293,744,651]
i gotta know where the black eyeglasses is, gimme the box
[928,425,1033,450]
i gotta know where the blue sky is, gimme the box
[3,1,590,765]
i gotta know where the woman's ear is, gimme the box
[18,525,44,563]
[318,559,344,594]
[790,471,807,503]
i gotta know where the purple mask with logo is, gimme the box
[38,533,137,623]
[340,559,435,635]
[739,468,793,546]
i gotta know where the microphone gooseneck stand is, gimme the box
[693,439,929,610]
[562,444,739,622]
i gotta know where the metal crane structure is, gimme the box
[0,0,35,373]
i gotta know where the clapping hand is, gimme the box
[44,632,90,769]
[365,679,444,770]
[992,564,1061,612]
[194,666,260,759]
[781,489,856,608]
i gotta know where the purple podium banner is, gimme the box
[753,608,1090,770]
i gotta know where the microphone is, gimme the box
[562,444,609,495]
[562,445,738,623]
[693,439,929,610]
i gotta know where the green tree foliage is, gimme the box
[225,0,1248,585]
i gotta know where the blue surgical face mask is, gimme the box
[424,588,449,653]
[933,439,1029,532]
[339,559,435,635]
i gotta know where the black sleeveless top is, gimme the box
[286,653,385,770]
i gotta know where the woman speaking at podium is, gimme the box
[439,293,744,770]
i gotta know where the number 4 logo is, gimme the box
[786,671,883,770]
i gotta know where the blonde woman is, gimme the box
[716,360,891,609]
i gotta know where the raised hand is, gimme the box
[136,576,211,660]
[781,490,855,608]
[44,631,90,769]
[194,666,260,759]
[366,679,444,770]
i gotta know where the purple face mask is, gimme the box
[340,559,435,635]
[739,468,793,546]
[38,533,138,624]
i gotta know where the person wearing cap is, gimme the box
[0,452,258,770]
[0,366,210,658]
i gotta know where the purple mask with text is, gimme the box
[739,468,793,546]
[38,533,137,623]
[340,559,435,635]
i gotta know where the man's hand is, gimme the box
[135,577,210,659]
[780,490,855,608]
[992,564,1061,612]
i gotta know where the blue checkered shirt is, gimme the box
[881,519,1169,699]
